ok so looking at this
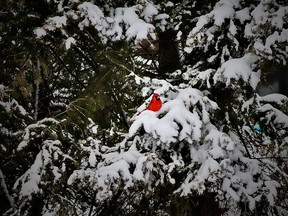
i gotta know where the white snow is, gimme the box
[261,93,288,105]
[76,2,159,40]
[142,2,158,22]
[229,20,237,35]
[165,1,174,7]
[0,99,27,116]
[36,2,162,41]
[65,37,76,50]
[129,87,218,144]
[78,2,103,24]
[235,7,251,24]
[122,7,155,40]
[265,180,280,206]
[34,28,47,38]
[13,152,42,197]
[271,7,285,29]
[191,15,209,35]
[213,53,260,89]
[191,0,239,35]
[133,155,147,181]
[251,2,269,25]
[257,104,288,128]
[17,118,59,151]
[14,139,74,199]
[212,0,238,26]
[47,16,67,29]
[89,151,97,167]
[11,1,288,214]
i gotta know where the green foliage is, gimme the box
[1,0,288,215]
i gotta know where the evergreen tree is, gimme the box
[1,0,288,215]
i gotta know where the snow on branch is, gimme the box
[17,118,60,151]
[125,79,286,211]
[13,139,74,200]
[258,104,288,128]
[67,140,144,201]
[184,0,288,91]
[34,1,166,43]
[129,86,218,143]
[213,53,260,89]
[0,98,27,116]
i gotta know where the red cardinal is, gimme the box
[137,93,162,115]
[146,93,162,111]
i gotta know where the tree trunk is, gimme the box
[158,29,181,76]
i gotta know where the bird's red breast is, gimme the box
[146,93,162,111]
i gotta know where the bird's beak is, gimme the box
[155,95,160,101]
